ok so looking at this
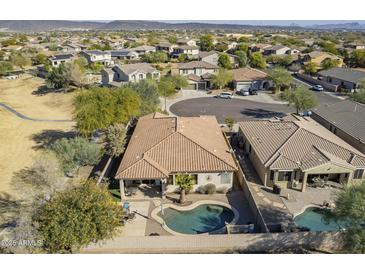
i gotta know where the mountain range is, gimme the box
[0,20,365,32]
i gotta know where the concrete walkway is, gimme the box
[0,102,72,122]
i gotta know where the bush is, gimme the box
[204,183,216,194]
[217,186,228,194]
[196,186,206,194]
[49,137,103,173]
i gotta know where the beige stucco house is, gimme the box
[115,113,238,199]
[238,115,365,192]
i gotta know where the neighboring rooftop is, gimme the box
[312,100,365,143]
[49,54,73,61]
[231,68,267,81]
[178,61,218,69]
[116,113,237,180]
[238,115,365,171]
[318,68,365,84]
[114,63,157,75]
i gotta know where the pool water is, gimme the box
[158,204,235,234]
[294,207,346,232]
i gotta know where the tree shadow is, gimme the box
[240,108,288,119]
[31,129,76,150]
[0,192,21,230]
[32,85,76,96]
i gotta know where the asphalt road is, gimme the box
[170,97,295,123]
[170,84,343,123]
[292,77,343,105]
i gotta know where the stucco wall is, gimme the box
[166,172,233,193]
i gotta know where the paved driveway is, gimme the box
[170,97,295,123]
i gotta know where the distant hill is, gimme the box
[0,20,104,32]
[0,20,365,32]
[309,22,365,30]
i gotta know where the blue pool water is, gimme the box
[158,204,235,234]
[294,207,346,232]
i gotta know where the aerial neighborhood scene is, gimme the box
[2,16,365,260]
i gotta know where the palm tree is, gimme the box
[175,174,195,204]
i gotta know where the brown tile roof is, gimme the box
[231,68,267,82]
[116,113,237,180]
[239,116,365,171]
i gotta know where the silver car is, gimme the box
[216,92,233,99]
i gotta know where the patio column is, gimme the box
[119,179,126,200]
[301,173,308,192]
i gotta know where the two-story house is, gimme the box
[101,63,160,86]
[80,50,113,66]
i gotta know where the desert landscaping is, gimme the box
[0,75,75,196]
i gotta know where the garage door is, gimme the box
[236,82,251,91]
[187,83,197,90]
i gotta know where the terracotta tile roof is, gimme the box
[116,113,237,180]
[239,116,365,171]
[231,68,267,82]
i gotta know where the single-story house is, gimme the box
[248,43,272,53]
[129,45,156,56]
[317,68,365,91]
[311,100,365,154]
[101,63,160,86]
[344,43,365,50]
[155,42,176,53]
[177,38,196,47]
[80,50,113,66]
[48,54,74,67]
[171,45,200,58]
[299,51,343,69]
[115,112,238,198]
[110,50,139,60]
[238,115,365,192]
[263,45,291,55]
[60,43,84,53]
[231,68,270,91]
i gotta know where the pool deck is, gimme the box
[120,191,255,237]
[280,187,340,216]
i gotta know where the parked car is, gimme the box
[236,90,249,96]
[312,85,324,91]
[216,92,233,99]
[249,90,258,95]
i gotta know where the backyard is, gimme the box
[0,74,76,197]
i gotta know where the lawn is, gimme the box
[0,74,76,197]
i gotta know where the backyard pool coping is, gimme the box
[151,200,240,236]
[293,204,322,219]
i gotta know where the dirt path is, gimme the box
[0,102,72,122]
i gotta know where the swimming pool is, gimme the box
[294,206,346,232]
[155,202,237,235]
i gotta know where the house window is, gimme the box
[139,74,144,79]
[270,170,275,181]
[354,169,364,179]
[277,171,292,181]
[182,69,188,74]
[248,145,252,153]
[220,173,231,184]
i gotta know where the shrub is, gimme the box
[196,186,206,194]
[204,183,217,195]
